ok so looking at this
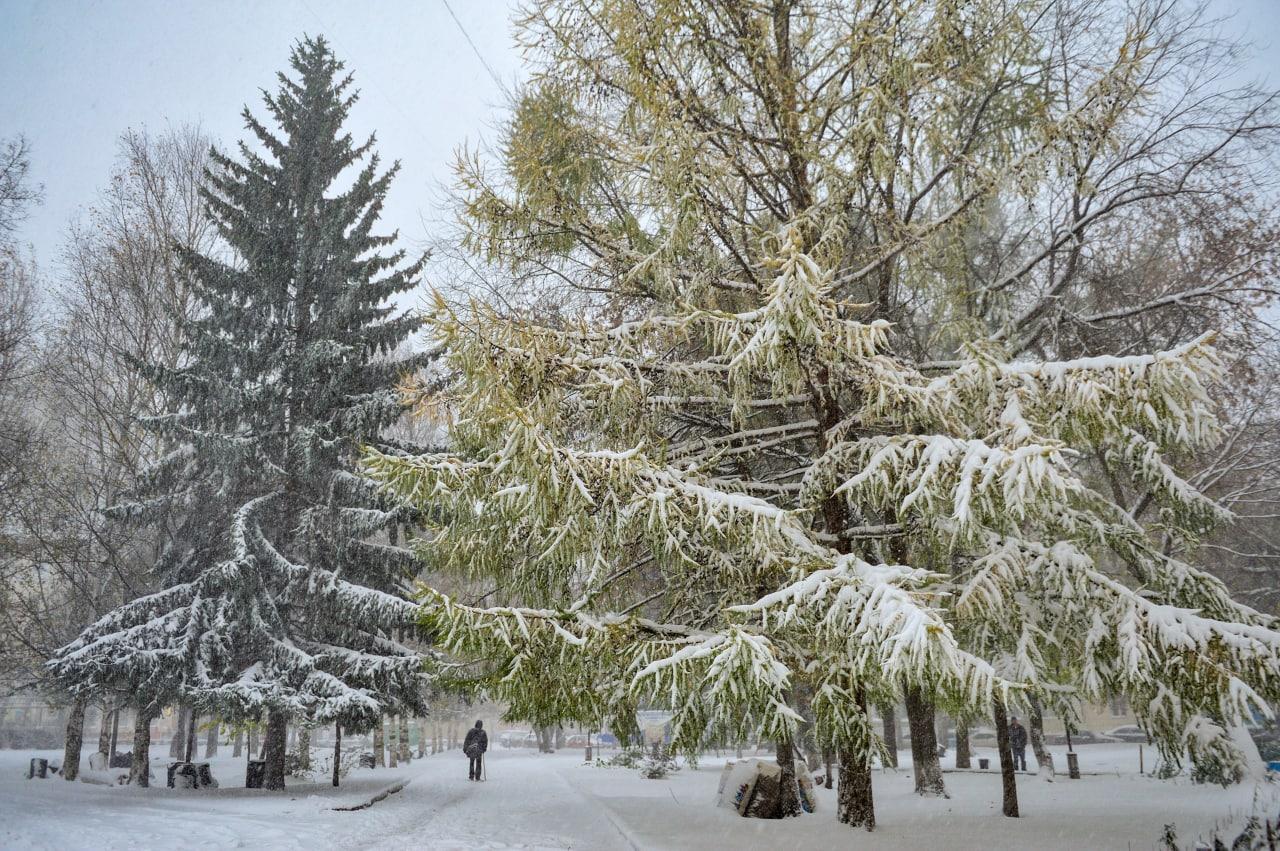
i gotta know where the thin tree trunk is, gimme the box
[205,719,219,757]
[97,702,112,755]
[169,705,188,758]
[184,712,198,762]
[331,724,341,787]
[993,697,1019,817]
[128,710,152,787]
[62,698,87,781]
[388,719,399,768]
[878,703,898,768]
[398,715,411,762]
[955,719,971,769]
[109,704,120,758]
[297,726,310,770]
[837,744,875,829]
[431,724,438,755]
[373,718,385,767]
[417,719,427,758]
[233,728,243,757]
[262,710,287,790]
[823,746,834,789]
[904,685,945,796]
[775,735,802,818]
[1028,695,1054,778]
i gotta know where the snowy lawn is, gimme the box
[1,744,1275,849]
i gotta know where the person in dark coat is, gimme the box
[464,720,488,780]
[1008,716,1028,771]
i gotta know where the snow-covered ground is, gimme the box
[1,744,1275,849]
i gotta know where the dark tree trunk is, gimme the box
[232,728,243,757]
[109,705,120,757]
[184,712,198,762]
[1028,695,1054,777]
[837,745,875,829]
[373,717,385,767]
[993,697,1019,817]
[332,724,341,787]
[823,746,834,789]
[62,698,87,781]
[249,723,259,757]
[297,726,310,770]
[775,736,802,818]
[878,703,898,768]
[169,705,188,758]
[955,719,971,769]
[205,719,219,757]
[129,710,152,787]
[97,702,112,755]
[262,710,287,790]
[904,686,945,796]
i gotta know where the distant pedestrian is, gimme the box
[1008,717,1028,771]
[464,720,488,781]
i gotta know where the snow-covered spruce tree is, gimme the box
[372,0,1280,830]
[48,36,429,789]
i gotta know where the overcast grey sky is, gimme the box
[2,0,1278,279]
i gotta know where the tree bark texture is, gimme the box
[332,724,341,787]
[837,745,875,829]
[398,715,411,762]
[128,710,152,787]
[62,698,86,781]
[993,697,1020,817]
[878,703,898,768]
[904,686,946,796]
[262,709,287,790]
[775,736,803,818]
[205,719,219,757]
[1028,695,1054,777]
[233,728,243,757]
[97,702,112,755]
[169,705,189,759]
[955,719,971,769]
[373,718,385,767]
[297,726,310,770]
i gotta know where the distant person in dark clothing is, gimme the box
[1009,716,1028,771]
[464,720,488,781]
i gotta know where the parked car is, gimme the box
[967,728,998,746]
[1103,725,1150,743]
[499,730,534,749]
[1043,729,1118,746]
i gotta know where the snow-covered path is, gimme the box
[337,749,635,850]
[3,745,1277,849]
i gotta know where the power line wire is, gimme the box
[440,0,510,96]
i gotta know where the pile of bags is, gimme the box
[716,758,817,818]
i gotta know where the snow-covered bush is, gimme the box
[639,743,679,780]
